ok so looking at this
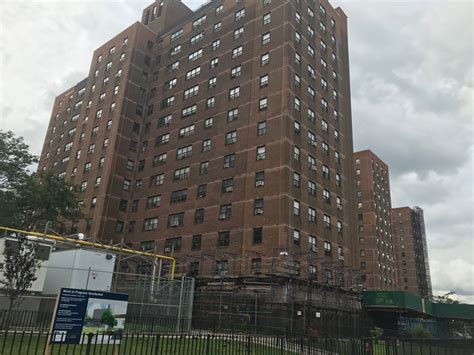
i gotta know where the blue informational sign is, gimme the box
[51,288,128,344]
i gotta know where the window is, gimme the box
[143,218,158,231]
[308,131,316,147]
[263,12,271,25]
[322,141,329,156]
[308,207,317,223]
[295,12,301,23]
[323,165,330,179]
[205,117,214,129]
[194,209,204,224]
[162,96,175,108]
[293,146,300,161]
[216,260,228,276]
[323,215,331,229]
[262,32,270,45]
[308,155,316,171]
[170,29,183,42]
[257,121,267,136]
[184,85,199,99]
[208,77,217,88]
[259,97,268,111]
[323,189,331,203]
[170,44,181,56]
[200,161,209,175]
[254,199,264,215]
[308,180,316,196]
[309,235,317,252]
[231,65,242,78]
[188,49,203,62]
[168,213,184,227]
[192,14,207,28]
[149,174,163,188]
[152,153,167,167]
[308,65,316,79]
[222,178,234,193]
[256,146,266,160]
[224,154,236,168]
[293,230,300,246]
[212,39,220,51]
[252,227,263,244]
[232,46,243,58]
[170,189,187,203]
[324,240,332,255]
[295,52,301,66]
[337,221,343,233]
[155,133,170,146]
[336,196,342,210]
[294,121,301,135]
[79,181,87,192]
[336,173,341,187]
[260,74,269,87]
[219,205,232,220]
[293,200,300,216]
[210,57,219,68]
[261,53,270,66]
[255,171,265,187]
[293,172,300,187]
[295,31,301,44]
[308,108,315,123]
[174,166,190,181]
[308,44,315,58]
[146,195,161,209]
[228,108,239,122]
[234,27,244,40]
[214,22,222,32]
[158,114,172,128]
[202,139,211,152]
[182,104,197,118]
[229,86,240,99]
[84,162,92,173]
[186,66,201,80]
[215,5,223,15]
[166,78,177,90]
[164,237,182,253]
[235,8,245,21]
[307,26,315,38]
[197,184,207,198]
[206,97,216,109]
[118,199,128,212]
[226,130,237,145]
[192,235,202,250]
[176,145,192,160]
[294,74,301,87]
[294,97,301,111]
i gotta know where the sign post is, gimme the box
[47,288,128,349]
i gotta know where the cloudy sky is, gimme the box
[1,0,472,301]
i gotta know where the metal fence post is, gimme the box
[84,333,94,355]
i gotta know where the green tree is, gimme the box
[0,130,82,231]
[0,235,41,328]
[433,295,460,304]
[0,130,37,190]
[411,326,432,339]
[101,310,117,329]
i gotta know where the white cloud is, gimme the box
[1,0,472,302]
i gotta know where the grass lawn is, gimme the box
[0,334,300,354]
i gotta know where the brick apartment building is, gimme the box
[353,150,397,291]
[391,206,432,297]
[38,0,356,283]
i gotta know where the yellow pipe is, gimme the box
[0,226,176,280]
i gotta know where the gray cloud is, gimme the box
[1,0,472,301]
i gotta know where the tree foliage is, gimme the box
[433,295,460,304]
[411,326,432,339]
[0,130,82,231]
[0,131,37,190]
[0,235,40,312]
[101,310,118,329]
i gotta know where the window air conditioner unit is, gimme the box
[256,180,264,187]
[170,221,180,227]
[219,213,227,220]
[225,186,234,192]
[164,246,171,253]
[254,209,264,215]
